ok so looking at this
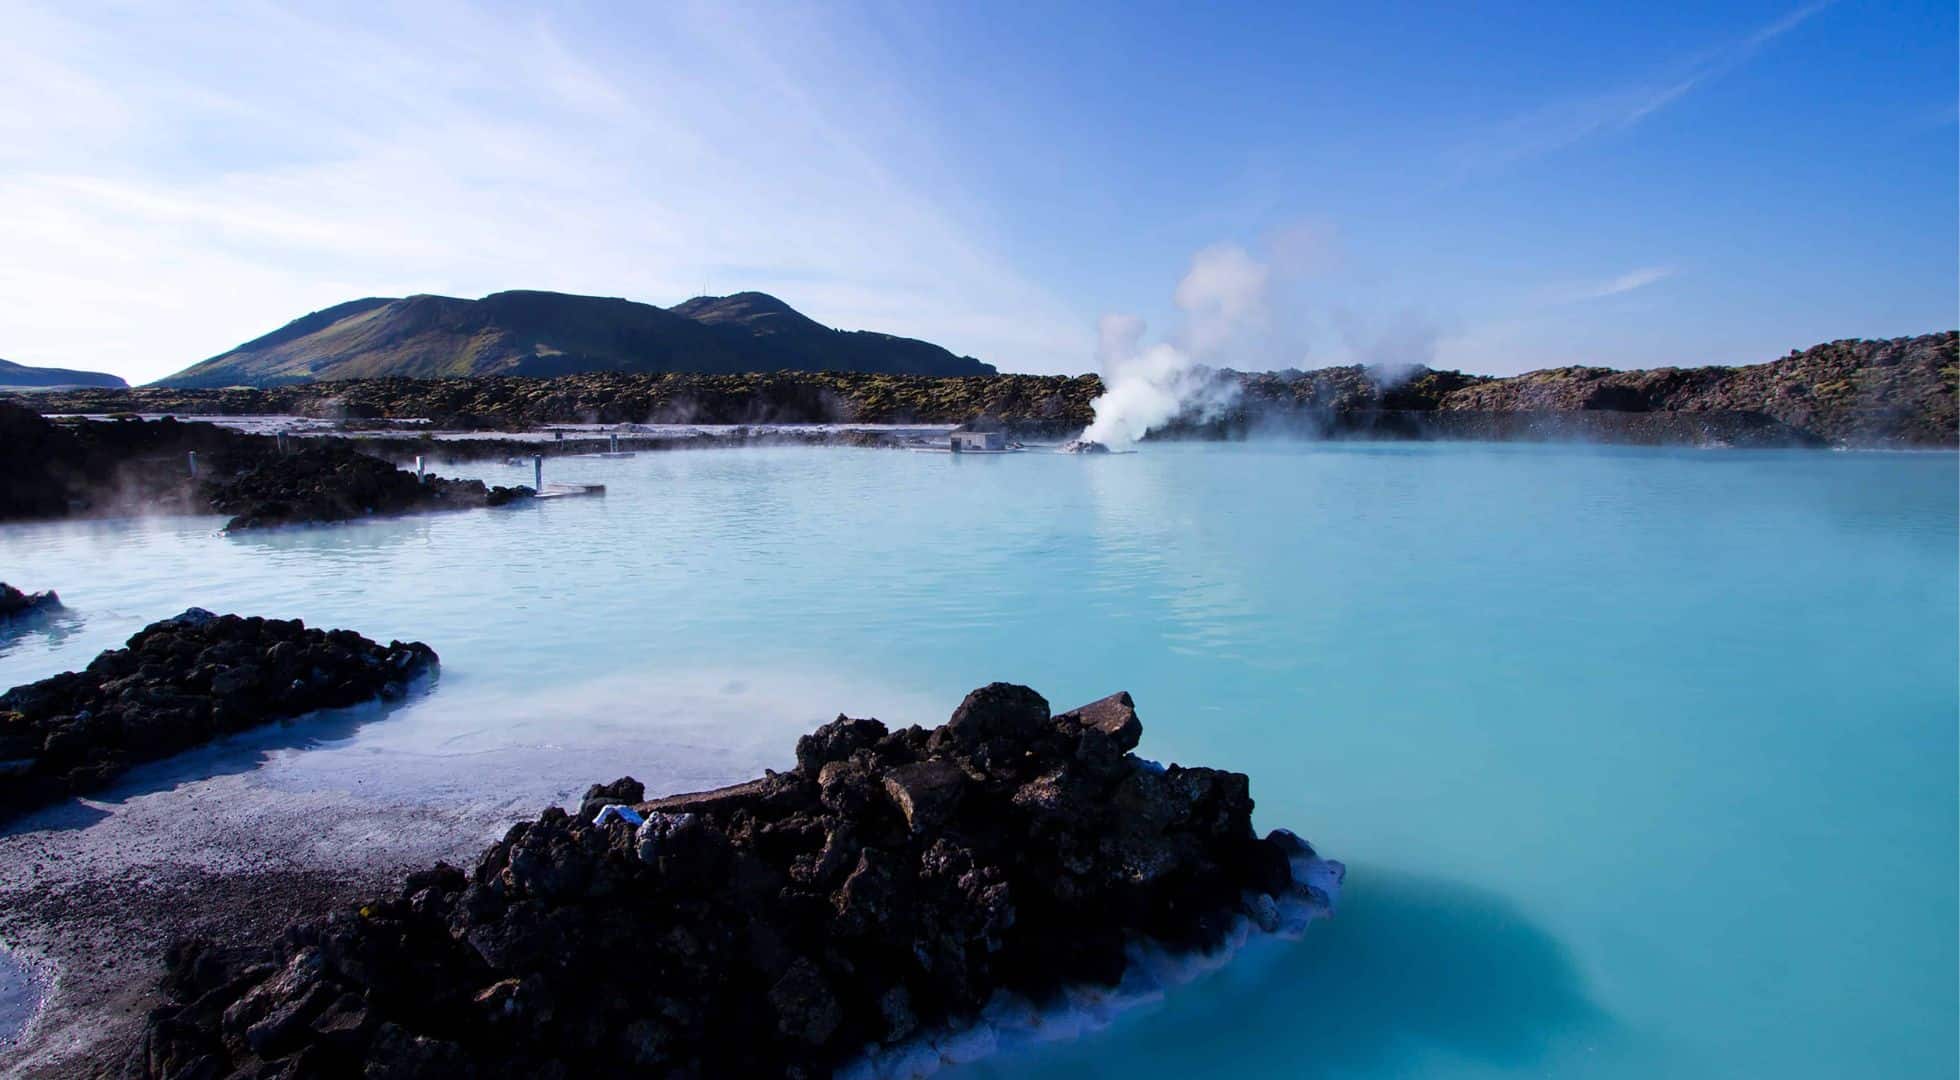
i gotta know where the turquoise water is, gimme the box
[2,441,1954,1078]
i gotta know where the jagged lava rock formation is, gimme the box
[1177,333,1956,447]
[0,583,62,622]
[135,685,1338,1078]
[202,446,533,531]
[0,402,530,528]
[1431,332,1958,447]
[0,609,437,825]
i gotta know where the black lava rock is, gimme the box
[0,402,533,527]
[0,609,438,824]
[202,445,534,531]
[0,582,61,622]
[137,685,1310,1078]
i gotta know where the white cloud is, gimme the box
[0,2,1091,382]
[1569,266,1678,302]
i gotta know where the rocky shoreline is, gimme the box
[201,445,532,530]
[0,780,498,1080]
[0,403,532,528]
[1160,406,1833,448]
[134,685,1336,1078]
[10,331,1952,447]
[327,425,955,467]
[0,609,437,826]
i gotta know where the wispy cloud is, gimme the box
[1571,266,1677,302]
[1450,1,1832,174]
[1509,264,1677,312]
[0,2,1092,382]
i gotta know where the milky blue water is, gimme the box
[2,441,1954,1078]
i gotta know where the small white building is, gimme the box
[949,430,1007,452]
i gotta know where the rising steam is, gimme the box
[1334,306,1443,391]
[1080,244,1270,447]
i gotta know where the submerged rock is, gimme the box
[0,583,61,622]
[137,684,1330,1077]
[0,611,437,824]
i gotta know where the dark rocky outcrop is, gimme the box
[0,403,530,527]
[203,447,533,531]
[134,684,1329,1078]
[0,610,436,825]
[153,290,995,388]
[1164,333,1955,448]
[1,399,95,518]
[0,583,61,622]
[1179,405,1831,448]
[19,331,1952,447]
[0,400,284,520]
[1432,333,1958,448]
[15,371,1100,432]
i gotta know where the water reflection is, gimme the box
[0,607,83,659]
[219,514,441,559]
[965,868,1610,1078]
[1080,451,1264,658]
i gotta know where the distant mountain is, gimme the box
[0,358,127,390]
[670,293,994,379]
[154,290,995,388]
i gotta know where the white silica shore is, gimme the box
[835,846,1345,1080]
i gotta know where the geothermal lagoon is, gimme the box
[2,441,1955,1077]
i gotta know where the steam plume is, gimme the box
[1334,307,1443,391]
[1080,244,1269,446]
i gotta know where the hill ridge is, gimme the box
[0,357,128,390]
[156,290,995,387]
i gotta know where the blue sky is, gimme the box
[2,0,1952,383]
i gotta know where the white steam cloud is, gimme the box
[1080,244,1269,447]
[1334,307,1444,390]
[1173,244,1270,354]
